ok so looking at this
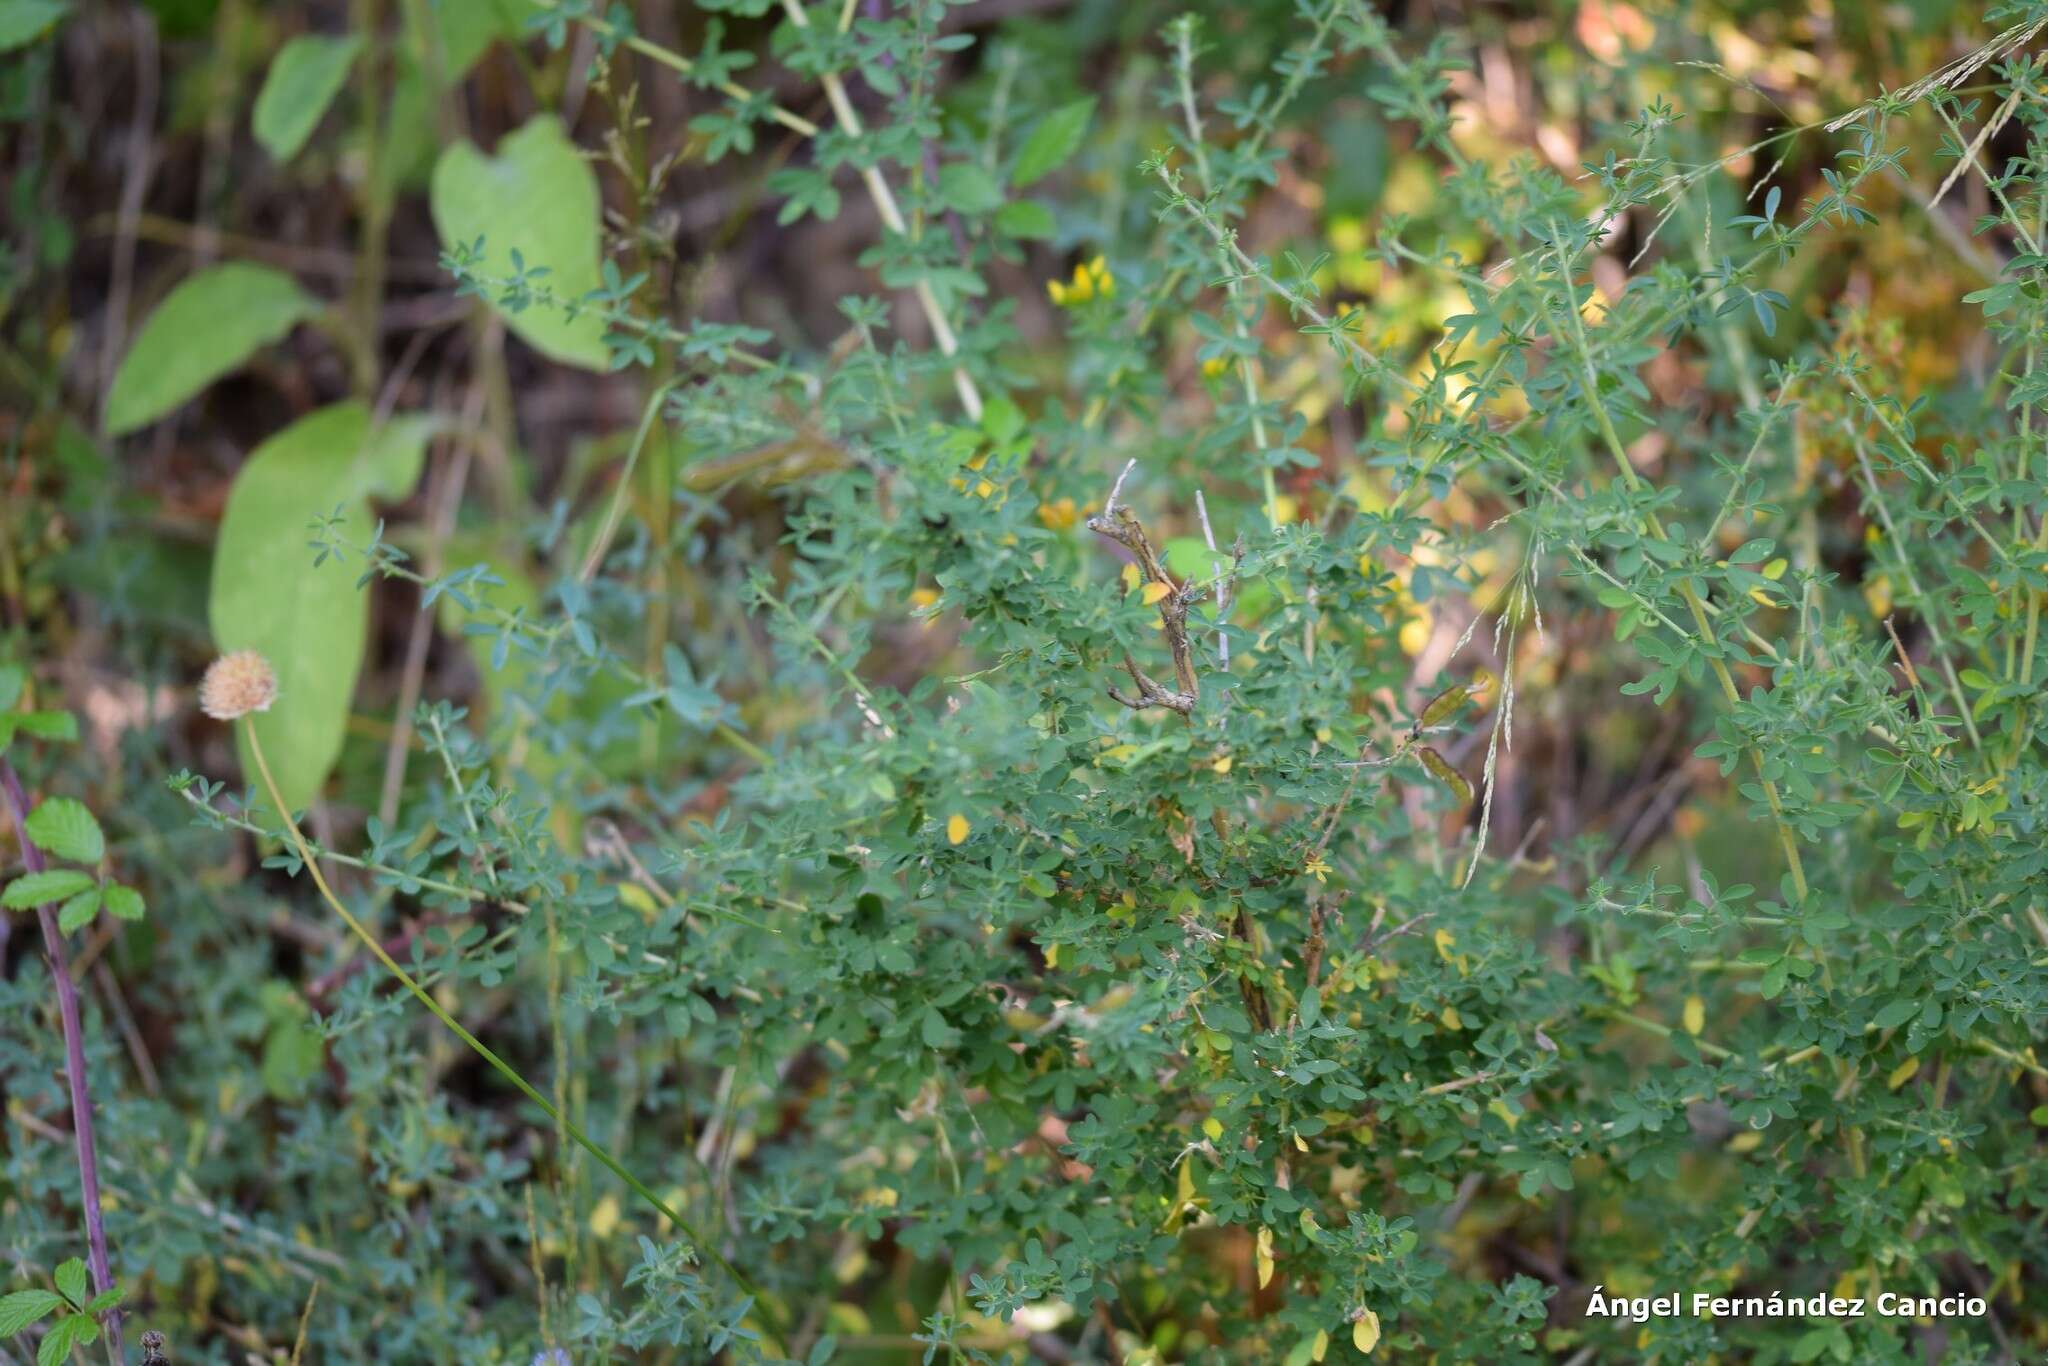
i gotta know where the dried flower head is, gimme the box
[198,650,277,721]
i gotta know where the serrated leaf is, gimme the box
[101,884,145,921]
[253,33,362,162]
[3,868,95,909]
[104,263,323,436]
[2,711,80,748]
[1012,97,1095,186]
[24,797,103,864]
[431,117,608,368]
[209,402,435,811]
[0,1289,64,1336]
[51,1260,85,1308]
[1418,746,1472,805]
[38,1311,95,1366]
[56,888,100,934]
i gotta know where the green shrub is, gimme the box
[2,0,2046,1361]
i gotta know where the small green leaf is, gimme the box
[253,33,363,162]
[3,868,96,910]
[56,888,100,934]
[0,0,68,53]
[104,263,322,435]
[0,663,22,711]
[0,1289,64,1336]
[51,1260,86,1308]
[1011,97,1096,187]
[937,162,1003,214]
[430,117,608,368]
[102,884,146,921]
[1871,999,1916,1030]
[921,1006,961,1049]
[994,199,1056,239]
[24,797,104,864]
[1,710,81,748]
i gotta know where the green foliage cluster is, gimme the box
[3,0,2048,1362]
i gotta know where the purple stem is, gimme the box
[1,758,122,1356]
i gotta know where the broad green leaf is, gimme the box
[0,1289,64,1336]
[430,117,607,368]
[252,33,362,162]
[24,796,104,864]
[1012,97,1096,187]
[209,402,436,810]
[3,868,95,909]
[51,1260,85,1307]
[0,0,68,52]
[104,263,322,435]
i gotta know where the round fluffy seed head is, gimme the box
[199,650,278,721]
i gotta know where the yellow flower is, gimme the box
[1201,355,1230,379]
[946,813,971,845]
[1304,854,1332,883]
[1047,255,1114,305]
[909,587,940,613]
[1037,496,1078,531]
[1352,1309,1381,1354]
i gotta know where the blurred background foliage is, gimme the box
[3,0,2048,1361]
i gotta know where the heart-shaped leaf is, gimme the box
[430,117,608,368]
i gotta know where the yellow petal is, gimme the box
[946,813,970,845]
[1311,1329,1329,1362]
[1212,755,1233,775]
[589,1193,621,1239]
[1682,995,1705,1037]
[1887,1056,1920,1090]
[1142,581,1171,605]
[1353,1310,1381,1354]
[1202,1117,1224,1141]
[1257,1251,1275,1288]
